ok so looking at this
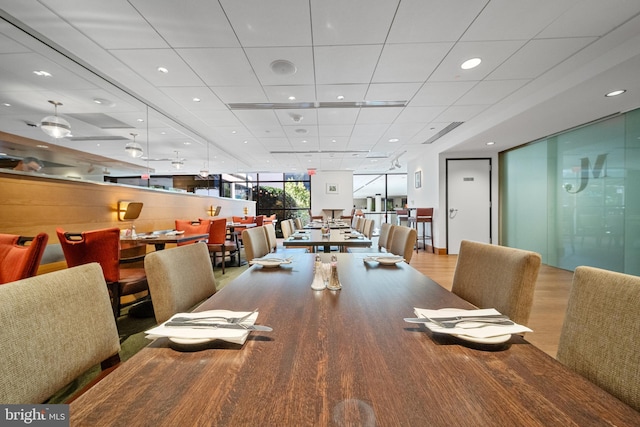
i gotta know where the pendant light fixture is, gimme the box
[171,151,184,169]
[40,100,71,138]
[125,133,143,158]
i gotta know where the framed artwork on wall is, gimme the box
[326,183,339,194]
[415,171,422,188]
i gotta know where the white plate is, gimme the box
[418,308,511,344]
[291,235,308,240]
[451,332,511,344]
[251,259,291,268]
[375,256,404,265]
[169,337,214,345]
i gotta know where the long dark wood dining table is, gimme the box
[283,228,372,253]
[70,253,640,426]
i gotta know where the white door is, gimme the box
[447,159,491,254]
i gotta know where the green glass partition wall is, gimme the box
[501,108,640,275]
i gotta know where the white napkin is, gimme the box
[249,257,292,266]
[413,308,532,338]
[145,310,258,345]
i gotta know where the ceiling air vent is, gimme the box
[422,122,464,144]
[228,101,406,110]
[68,136,129,142]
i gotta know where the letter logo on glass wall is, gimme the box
[564,154,608,194]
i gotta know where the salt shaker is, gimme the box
[311,254,326,290]
[327,255,341,290]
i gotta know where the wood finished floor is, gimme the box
[409,249,574,358]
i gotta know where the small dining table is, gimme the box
[120,232,209,251]
[284,228,372,252]
[70,252,640,426]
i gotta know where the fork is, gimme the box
[428,317,514,329]
[172,308,258,324]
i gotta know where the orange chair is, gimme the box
[0,233,49,284]
[206,217,239,274]
[56,227,148,317]
[174,219,211,246]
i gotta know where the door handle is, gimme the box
[449,208,458,219]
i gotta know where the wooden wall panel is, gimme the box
[0,171,254,252]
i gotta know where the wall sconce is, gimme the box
[118,201,143,221]
[207,205,216,216]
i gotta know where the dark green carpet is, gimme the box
[45,261,249,403]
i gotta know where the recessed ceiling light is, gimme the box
[486,141,495,146]
[192,97,201,102]
[389,138,399,143]
[33,70,52,77]
[301,140,308,143]
[183,141,191,145]
[337,95,345,100]
[288,96,296,101]
[2,103,10,107]
[231,130,237,134]
[157,66,169,73]
[243,140,248,144]
[137,118,144,122]
[605,89,626,97]
[461,58,482,70]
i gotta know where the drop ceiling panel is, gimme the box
[355,108,403,125]
[409,81,477,107]
[245,47,315,85]
[351,123,390,139]
[191,110,243,128]
[316,84,368,102]
[429,41,526,82]
[130,0,239,48]
[456,80,529,105]
[160,87,227,111]
[176,48,260,86]
[314,45,383,84]
[263,85,316,103]
[435,105,489,123]
[394,107,445,124]
[233,110,281,127]
[311,0,398,46]
[211,86,268,104]
[372,43,453,83]
[109,49,204,87]
[220,0,312,47]
[317,125,354,137]
[365,83,422,102]
[41,0,168,49]
[0,53,97,91]
[538,0,640,38]
[316,108,359,125]
[387,0,486,43]
[461,0,575,41]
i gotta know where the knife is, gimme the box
[165,322,273,331]
[404,314,510,323]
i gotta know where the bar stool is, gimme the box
[411,208,433,253]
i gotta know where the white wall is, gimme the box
[311,170,354,219]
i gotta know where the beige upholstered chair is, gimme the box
[362,218,375,239]
[556,266,640,411]
[264,223,307,256]
[451,240,541,326]
[355,217,365,233]
[387,225,417,263]
[378,222,394,252]
[294,218,303,230]
[0,263,121,403]
[144,242,217,324]
[281,219,294,239]
[242,226,270,262]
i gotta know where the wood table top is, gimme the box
[283,229,371,251]
[70,253,640,426]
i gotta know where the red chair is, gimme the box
[0,233,49,284]
[174,219,211,246]
[56,227,148,317]
[205,217,239,274]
